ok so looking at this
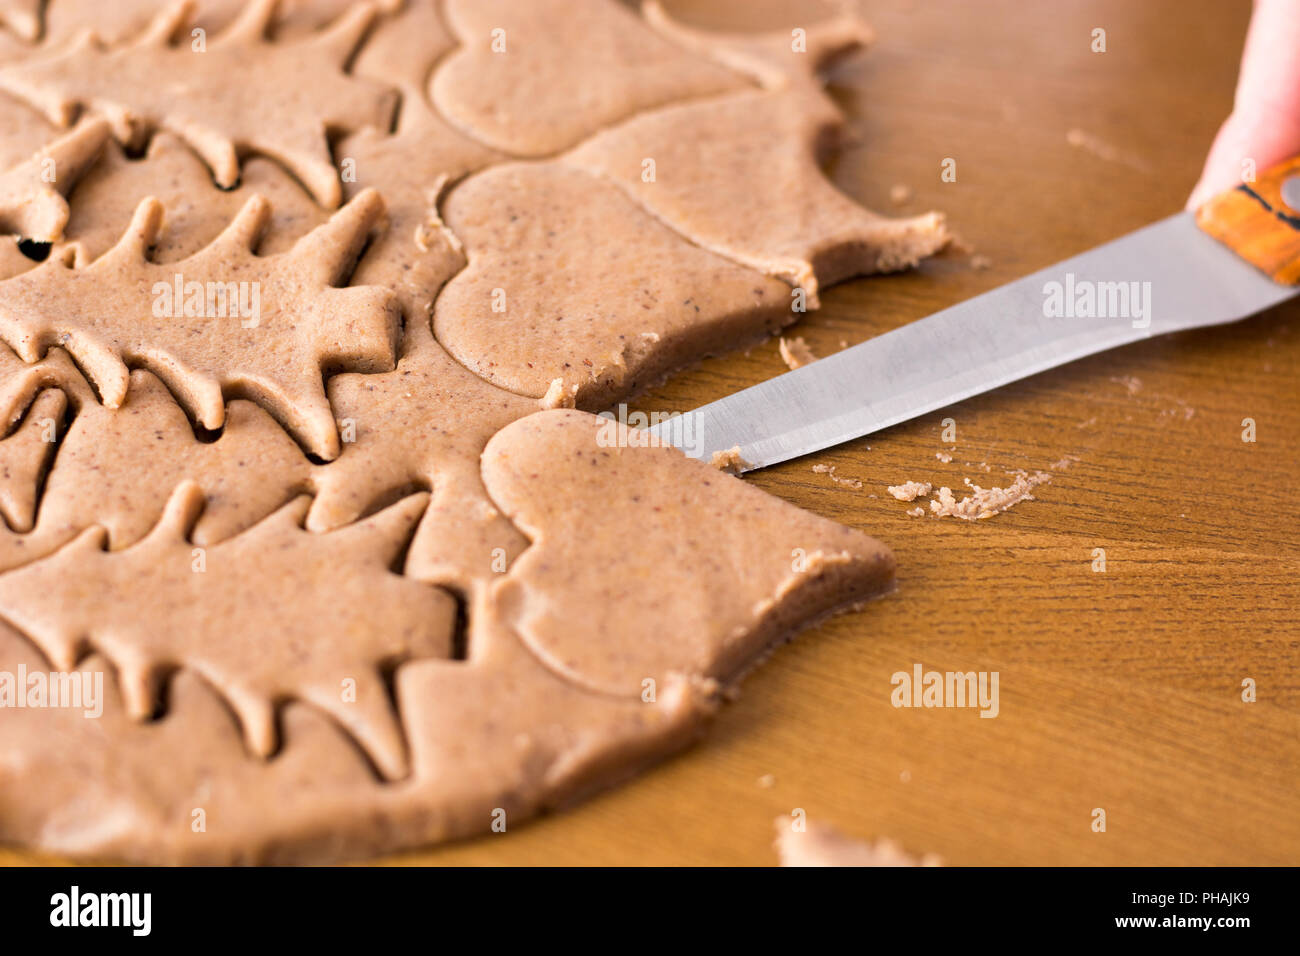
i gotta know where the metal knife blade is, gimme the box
[645,212,1298,471]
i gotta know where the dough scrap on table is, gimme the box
[813,463,863,490]
[779,335,817,370]
[710,445,752,475]
[774,817,943,867]
[929,472,1050,520]
[888,480,932,501]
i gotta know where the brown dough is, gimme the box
[0,236,31,280]
[0,117,110,241]
[57,132,326,264]
[0,1,935,864]
[0,622,388,864]
[0,0,398,207]
[0,386,62,532]
[0,189,399,460]
[336,0,500,321]
[482,409,895,697]
[42,0,404,47]
[0,606,713,864]
[434,162,792,406]
[310,317,536,595]
[774,817,942,867]
[0,0,38,42]
[17,364,310,560]
[568,9,948,305]
[431,0,746,156]
[0,409,887,863]
[0,485,452,781]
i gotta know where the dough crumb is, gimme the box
[779,336,817,370]
[774,818,942,867]
[888,183,913,205]
[970,254,992,270]
[935,450,953,463]
[945,231,975,255]
[812,463,863,490]
[929,472,1050,520]
[906,506,925,518]
[1110,375,1143,395]
[710,446,751,475]
[887,480,932,501]
[539,377,578,409]
[1066,127,1149,172]
[1050,454,1081,471]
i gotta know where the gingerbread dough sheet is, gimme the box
[0,0,942,864]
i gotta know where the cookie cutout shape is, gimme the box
[481,409,895,697]
[8,362,311,567]
[434,162,791,406]
[0,486,451,780]
[57,132,326,265]
[0,189,399,461]
[43,0,402,47]
[393,594,718,848]
[0,0,397,207]
[0,410,894,863]
[0,606,713,863]
[337,0,501,320]
[0,623,387,865]
[0,386,62,532]
[431,0,746,156]
[0,117,110,241]
[567,11,948,306]
[310,317,536,595]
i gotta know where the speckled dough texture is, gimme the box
[0,0,940,864]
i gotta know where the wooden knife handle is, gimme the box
[1195,154,1300,285]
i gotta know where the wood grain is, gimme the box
[4,0,1297,867]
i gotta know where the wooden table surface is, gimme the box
[6,0,1297,867]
